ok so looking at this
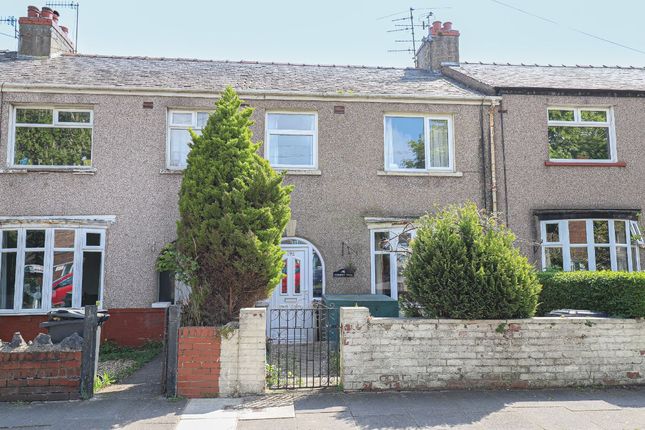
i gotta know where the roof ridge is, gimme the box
[460,61,645,70]
[61,53,405,70]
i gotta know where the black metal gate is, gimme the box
[266,303,340,389]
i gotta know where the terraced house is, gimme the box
[0,7,642,345]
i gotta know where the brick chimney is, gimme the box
[18,5,74,57]
[416,21,460,71]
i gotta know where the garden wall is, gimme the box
[176,308,265,398]
[0,334,82,402]
[340,307,645,391]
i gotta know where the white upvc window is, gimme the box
[265,112,318,169]
[9,106,94,169]
[540,219,641,272]
[370,226,416,300]
[167,110,210,169]
[384,114,454,172]
[0,226,106,314]
[547,107,616,162]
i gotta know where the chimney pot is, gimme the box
[52,11,59,24]
[27,6,40,18]
[442,22,452,31]
[40,7,53,19]
[432,21,442,34]
[60,25,69,34]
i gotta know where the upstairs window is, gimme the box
[265,113,317,169]
[541,219,641,272]
[547,107,615,162]
[384,115,453,172]
[11,107,93,168]
[167,110,210,169]
[0,227,105,313]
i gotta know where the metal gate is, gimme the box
[266,303,340,389]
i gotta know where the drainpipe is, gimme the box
[488,101,499,217]
[478,102,488,211]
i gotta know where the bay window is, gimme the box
[384,114,453,172]
[167,110,210,169]
[541,219,642,272]
[0,227,105,313]
[370,227,415,299]
[10,106,93,168]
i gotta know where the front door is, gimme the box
[268,247,312,341]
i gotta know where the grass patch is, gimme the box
[94,341,163,391]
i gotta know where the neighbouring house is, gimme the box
[0,7,642,344]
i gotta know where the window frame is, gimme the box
[8,105,95,170]
[0,225,106,315]
[370,226,416,300]
[383,113,455,173]
[540,218,640,272]
[166,109,211,170]
[264,111,318,170]
[546,106,617,163]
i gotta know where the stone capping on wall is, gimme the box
[340,307,645,392]
[175,308,266,398]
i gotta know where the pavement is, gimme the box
[1,357,644,429]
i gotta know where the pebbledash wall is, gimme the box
[176,308,265,398]
[340,307,645,391]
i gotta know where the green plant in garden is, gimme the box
[402,202,541,319]
[158,86,292,325]
[537,270,645,318]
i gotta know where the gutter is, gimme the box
[0,82,501,104]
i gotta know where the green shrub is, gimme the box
[537,271,645,317]
[402,203,541,319]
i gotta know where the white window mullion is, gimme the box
[626,221,633,272]
[41,229,54,312]
[424,118,431,170]
[561,221,571,271]
[586,219,596,271]
[608,220,617,271]
[14,229,25,311]
[72,228,84,308]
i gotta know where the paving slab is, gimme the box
[296,411,358,430]
[353,413,419,430]
[519,407,605,430]
[294,392,349,414]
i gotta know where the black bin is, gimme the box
[40,309,110,343]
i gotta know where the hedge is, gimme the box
[537,271,645,318]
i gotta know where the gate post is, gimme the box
[163,305,180,397]
[80,305,98,400]
[237,307,266,394]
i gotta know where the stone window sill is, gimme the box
[377,170,463,177]
[0,167,96,175]
[278,169,322,176]
[545,161,626,167]
[159,169,184,175]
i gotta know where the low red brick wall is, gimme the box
[0,308,166,348]
[177,327,221,398]
[0,351,81,402]
[101,308,166,347]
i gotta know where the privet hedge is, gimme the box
[402,203,541,319]
[537,271,645,318]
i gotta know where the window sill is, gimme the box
[545,161,626,167]
[277,169,322,176]
[159,168,184,175]
[377,170,463,177]
[151,302,171,308]
[0,167,96,175]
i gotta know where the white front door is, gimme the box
[268,246,313,341]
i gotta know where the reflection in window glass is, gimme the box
[580,110,607,122]
[615,221,627,244]
[51,251,74,308]
[16,108,53,124]
[0,251,16,309]
[375,232,391,251]
[2,230,17,248]
[547,107,612,161]
[58,111,91,123]
[23,251,44,309]
[268,135,314,166]
[568,221,587,244]
[268,114,315,130]
[385,116,425,170]
[55,230,75,248]
[616,247,628,271]
[595,247,611,271]
[294,259,301,294]
[570,247,588,271]
[593,221,609,244]
[547,109,574,121]
[312,251,323,298]
[168,111,209,168]
[544,247,563,270]
[545,224,559,243]
[374,254,391,296]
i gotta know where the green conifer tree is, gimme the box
[159,87,292,325]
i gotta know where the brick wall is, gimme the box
[175,308,266,398]
[0,308,166,348]
[340,307,645,391]
[0,351,81,401]
[101,308,166,347]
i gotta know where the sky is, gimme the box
[2,0,645,68]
